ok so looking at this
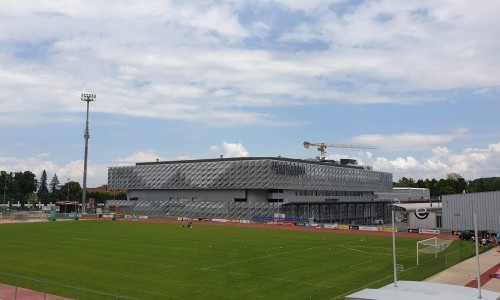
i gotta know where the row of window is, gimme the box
[294,190,364,197]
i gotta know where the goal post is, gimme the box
[416,237,453,265]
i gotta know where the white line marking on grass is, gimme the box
[347,255,388,268]
[204,239,357,270]
[327,262,422,299]
[200,267,336,288]
[333,243,415,258]
[204,245,323,269]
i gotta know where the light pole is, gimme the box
[81,93,96,214]
[3,173,7,209]
[3,176,6,208]
[66,178,70,214]
[66,178,70,202]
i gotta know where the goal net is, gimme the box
[416,237,453,265]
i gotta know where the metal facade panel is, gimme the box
[443,191,500,231]
[108,158,393,192]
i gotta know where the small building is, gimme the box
[393,202,442,230]
[55,201,80,213]
[442,191,500,232]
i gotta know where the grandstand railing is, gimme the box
[251,216,308,223]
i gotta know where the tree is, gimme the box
[416,179,425,188]
[59,181,82,202]
[428,178,438,197]
[27,192,38,206]
[13,171,37,209]
[446,173,467,194]
[394,177,416,188]
[37,170,49,204]
[49,174,60,193]
[115,192,127,200]
[438,184,455,195]
[0,171,12,205]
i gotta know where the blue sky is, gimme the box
[1,0,499,187]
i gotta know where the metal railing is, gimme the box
[0,272,140,300]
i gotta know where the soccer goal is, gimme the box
[416,237,453,265]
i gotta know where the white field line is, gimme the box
[201,267,337,288]
[204,246,322,270]
[204,240,359,270]
[201,241,395,290]
[323,263,421,300]
[320,242,470,299]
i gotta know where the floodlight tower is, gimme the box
[3,176,6,205]
[81,93,96,213]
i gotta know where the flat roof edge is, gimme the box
[134,156,388,172]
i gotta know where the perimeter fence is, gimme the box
[0,272,141,300]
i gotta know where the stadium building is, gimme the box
[108,157,393,224]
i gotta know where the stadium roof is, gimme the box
[135,156,375,170]
[346,281,500,300]
[393,202,441,211]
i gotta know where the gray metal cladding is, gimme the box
[442,191,500,231]
[108,158,392,192]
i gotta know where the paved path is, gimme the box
[0,283,70,300]
[425,246,500,292]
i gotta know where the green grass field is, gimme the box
[0,221,476,299]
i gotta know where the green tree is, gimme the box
[60,181,82,202]
[115,192,127,200]
[416,179,425,188]
[0,171,12,205]
[12,171,37,209]
[37,170,50,204]
[27,192,38,206]
[394,177,416,188]
[49,173,60,193]
[446,173,467,194]
[468,177,500,192]
[438,184,456,195]
[428,178,438,197]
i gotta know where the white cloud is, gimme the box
[0,153,107,187]
[1,141,500,186]
[116,150,164,164]
[352,130,468,151]
[373,142,500,181]
[431,146,451,157]
[1,1,499,125]
[210,142,250,158]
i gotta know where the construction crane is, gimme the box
[303,141,377,161]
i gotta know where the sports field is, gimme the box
[0,220,476,299]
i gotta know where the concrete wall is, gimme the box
[408,211,438,229]
[285,192,376,203]
[247,189,267,203]
[129,189,245,202]
[130,189,379,204]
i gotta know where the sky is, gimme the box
[1,0,499,187]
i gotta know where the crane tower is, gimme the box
[303,141,376,161]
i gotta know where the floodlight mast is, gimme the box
[81,93,96,214]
